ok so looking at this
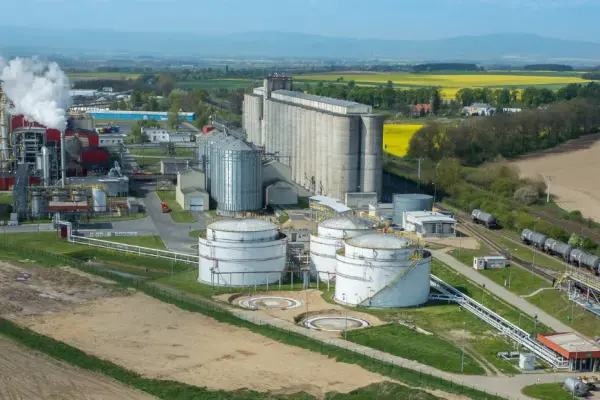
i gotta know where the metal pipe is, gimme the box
[60,129,66,188]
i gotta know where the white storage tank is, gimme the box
[334,233,431,308]
[198,219,287,287]
[92,187,107,212]
[310,216,376,282]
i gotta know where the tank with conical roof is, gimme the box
[198,218,287,287]
[310,216,377,282]
[334,233,431,308]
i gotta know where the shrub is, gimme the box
[513,185,540,205]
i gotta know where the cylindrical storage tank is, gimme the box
[564,378,589,397]
[51,190,68,202]
[580,253,600,271]
[72,190,86,202]
[393,194,434,225]
[198,219,287,287]
[334,234,431,308]
[521,229,547,248]
[216,140,262,214]
[30,190,47,218]
[204,131,227,192]
[471,209,497,227]
[92,187,107,212]
[570,248,585,265]
[359,114,384,199]
[310,216,377,282]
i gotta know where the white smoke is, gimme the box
[0,57,72,130]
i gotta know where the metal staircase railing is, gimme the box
[430,274,570,369]
[69,235,199,264]
[359,255,422,306]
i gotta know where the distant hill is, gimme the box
[1,27,600,63]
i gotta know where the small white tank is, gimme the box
[92,187,107,212]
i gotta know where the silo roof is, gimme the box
[220,139,252,152]
[209,218,276,232]
[347,234,414,249]
[320,216,375,230]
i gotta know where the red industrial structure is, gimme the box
[538,332,600,371]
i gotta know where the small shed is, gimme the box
[473,256,507,270]
[265,181,297,206]
[403,211,457,237]
[176,187,209,212]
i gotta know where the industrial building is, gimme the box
[334,233,431,308]
[310,216,376,282]
[143,128,193,143]
[392,194,434,225]
[243,75,384,201]
[368,203,394,220]
[473,256,507,270]
[537,333,600,372]
[402,211,457,237]
[198,219,288,287]
[175,168,209,212]
[98,133,126,147]
[86,110,196,122]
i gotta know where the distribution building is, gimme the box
[243,75,384,201]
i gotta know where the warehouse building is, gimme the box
[243,75,384,201]
[175,168,209,211]
[86,110,195,122]
[402,211,457,237]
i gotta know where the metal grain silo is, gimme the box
[209,135,236,201]
[217,139,263,213]
[392,194,434,225]
[203,131,227,191]
[315,111,324,194]
[360,114,384,198]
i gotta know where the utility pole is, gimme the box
[545,176,554,203]
[417,157,424,188]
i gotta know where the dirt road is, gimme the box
[0,336,155,400]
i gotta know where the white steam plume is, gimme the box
[0,57,72,130]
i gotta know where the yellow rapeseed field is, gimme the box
[383,124,423,157]
[295,73,589,99]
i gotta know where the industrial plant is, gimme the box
[243,75,384,201]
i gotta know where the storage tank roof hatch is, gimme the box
[320,216,375,230]
[209,219,276,232]
[347,234,414,249]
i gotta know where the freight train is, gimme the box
[471,209,499,228]
[521,229,600,275]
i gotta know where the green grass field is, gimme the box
[346,323,485,375]
[176,79,257,90]
[521,383,573,400]
[68,72,140,80]
[156,190,196,223]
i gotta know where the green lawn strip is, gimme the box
[448,247,489,266]
[527,289,600,339]
[346,324,485,375]
[479,267,549,297]
[156,190,196,223]
[3,246,501,400]
[0,192,13,219]
[521,383,573,400]
[189,229,205,238]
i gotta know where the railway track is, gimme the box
[436,205,558,282]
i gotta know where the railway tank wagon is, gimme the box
[521,229,547,249]
[198,219,287,287]
[471,209,498,228]
[571,250,600,273]
[544,238,572,261]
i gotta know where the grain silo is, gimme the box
[392,194,434,225]
[310,216,377,282]
[216,139,263,215]
[198,219,287,287]
[334,233,431,308]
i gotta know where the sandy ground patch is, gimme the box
[15,292,388,398]
[510,133,600,221]
[0,261,126,318]
[60,266,117,285]
[217,290,385,335]
[0,335,155,400]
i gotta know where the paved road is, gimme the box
[432,250,575,334]
[138,184,205,254]
[2,217,158,235]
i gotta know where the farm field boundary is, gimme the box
[0,242,503,400]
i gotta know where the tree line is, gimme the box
[408,97,600,166]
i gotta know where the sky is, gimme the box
[3,0,600,42]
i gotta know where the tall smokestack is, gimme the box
[0,93,8,162]
[60,129,66,187]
